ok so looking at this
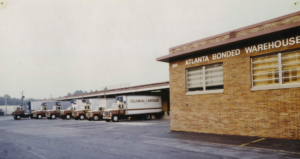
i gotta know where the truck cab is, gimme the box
[103,96,126,122]
[60,106,77,120]
[32,103,48,119]
[13,105,32,120]
[46,102,62,119]
[73,102,91,120]
[87,106,106,121]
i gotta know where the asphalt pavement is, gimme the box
[0,116,299,159]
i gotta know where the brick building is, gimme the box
[157,11,300,139]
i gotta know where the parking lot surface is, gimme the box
[0,116,300,159]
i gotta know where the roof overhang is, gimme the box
[157,11,300,63]
[55,81,169,101]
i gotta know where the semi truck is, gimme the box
[102,95,162,122]
[60,99,77,120]
[72,99,93,120]
[32,101,56,119]
[13,106,31,120]
[46,101,71,119]
[86,98,115,121]
[86,106,105,121]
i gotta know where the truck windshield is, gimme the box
[111,103,118,109]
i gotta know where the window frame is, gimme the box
[251,49,300,91]
[186,63,224,95]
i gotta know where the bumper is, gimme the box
[103,116,111,119]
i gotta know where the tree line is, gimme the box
[66,88,107,96]
[0,95,40,106]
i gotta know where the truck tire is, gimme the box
[66,114,71,120]
[79,115,85,120]
[51,114,56,119]
[145,114,151,120]
[112,115,119,122]
[93,115,99,121]
[15,115,21,120]
[38,114,42,119]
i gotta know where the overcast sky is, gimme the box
[0,0,299,99]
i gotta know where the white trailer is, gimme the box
[98,98,115,109]
[29,101,48,111]
[75,98,98,110]
[57,101,72,110]
[102,95,162,122]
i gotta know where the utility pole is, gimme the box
[21,91,24,106]
[5,97,7,116]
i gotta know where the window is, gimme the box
[251,50,300,90]
[186,63,223,94]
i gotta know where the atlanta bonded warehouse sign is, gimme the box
[185,35,300,65]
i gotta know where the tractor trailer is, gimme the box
[46,101,71,119]
[32,101,56,119]
[86,98,115,121]
[60,99,77,120]
[102,95,162,122]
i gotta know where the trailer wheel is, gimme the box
[105,120,110,122]
[145,114,151,120]
[93,115,99,121]
[79,115,85,120]
[51,114,56,119]
[38,114,42,119]
[66,114,71,120]
[112,115,119,122]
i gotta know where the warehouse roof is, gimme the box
[55,81,169,100]
[157,11,300,63]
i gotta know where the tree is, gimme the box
[67,93,72,96]
[90,90,93,93]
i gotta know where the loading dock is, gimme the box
[55,81,170,119]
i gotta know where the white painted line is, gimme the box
[29,151,47,159]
